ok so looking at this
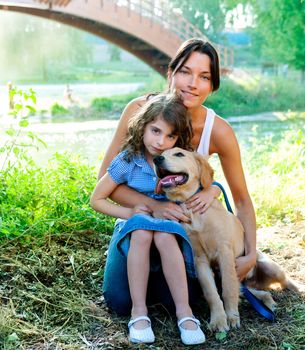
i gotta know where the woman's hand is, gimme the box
[149,201,191,223]
[235,254,256,281]
[185,185,221,214]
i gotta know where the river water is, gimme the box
[10,111,304,168]
[1,82,304,167]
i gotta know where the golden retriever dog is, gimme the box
[153,147,304,332]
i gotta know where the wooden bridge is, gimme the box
[0,0,234,76]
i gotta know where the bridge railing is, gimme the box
[113,0,233,68]
[4,0,233,68]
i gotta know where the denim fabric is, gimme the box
[115,214,197,278]
[103,214,200,316]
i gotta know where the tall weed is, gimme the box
[246,129,305,226]
[0,88,114,241]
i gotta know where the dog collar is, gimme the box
[175,187,202,205]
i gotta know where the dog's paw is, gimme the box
[226,311,240,329]
[296,282,305,293]
[263,296,277,312]
[209,313,229,332]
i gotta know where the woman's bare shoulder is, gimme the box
[119,95,148,122]
[214,114,235,135]
[125,95,147,110]
[211,114,239,155]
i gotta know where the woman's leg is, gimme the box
[103,233,132,316]
[128,229,153,328]
[153,232,197,329]
[147,270,201,312]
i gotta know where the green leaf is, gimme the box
[7,332,19,342]
[215,331,227,340]
[282,342,292,350]
[13,147,20,156]
[6,128,15,136]
[14,103,22,112]
[19,119,29,127]
[26,105,36,113]
[8,110,17,117]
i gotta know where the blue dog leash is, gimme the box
[241,285,275,321]
[213,181,276,322]
[212,181,233,214]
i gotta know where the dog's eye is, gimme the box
[174,152,185,157]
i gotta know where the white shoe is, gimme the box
[178,316,206,345]
[128,316,155,343]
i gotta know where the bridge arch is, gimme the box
[0,0,233,76]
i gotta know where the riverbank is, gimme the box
[0,82,144,116]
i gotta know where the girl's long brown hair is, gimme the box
[121,93,193,160]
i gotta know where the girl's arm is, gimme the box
[96,96,190,222]
[212,117,257,281]
[90,173,133,220]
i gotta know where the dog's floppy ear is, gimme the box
[194,153,214,189]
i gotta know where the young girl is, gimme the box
[90,93,205,345]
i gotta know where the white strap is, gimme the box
[128,316,151,328]
[197,108,215,156]
[178,316,200,327]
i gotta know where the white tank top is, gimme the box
[196,107,215,156]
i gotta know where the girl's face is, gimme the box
[169,51,213,109]
[143,115,178,161]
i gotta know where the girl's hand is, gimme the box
[150,201,191,223]
[235,254,256,281]
[131,204,152,216]
[185,185,220,214]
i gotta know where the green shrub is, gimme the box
[91,97,113,111]
[0,87,114,241]
[51,103,69,116]
[0,152,114,240]
[206,76,305,117]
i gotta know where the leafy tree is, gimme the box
[225,0,305,74]
[169,0,229,42]
[0,12,93,81]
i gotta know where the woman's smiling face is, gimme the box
[169,51,213,109]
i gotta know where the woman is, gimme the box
[98,38,256,314]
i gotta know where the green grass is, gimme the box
[0,152,115,241]
[206,75,305,117]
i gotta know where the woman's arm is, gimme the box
[185,185,221,213]
[212,117,257,281]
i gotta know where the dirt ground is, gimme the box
[0,221,304,350]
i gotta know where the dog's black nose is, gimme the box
[153,155,164,165]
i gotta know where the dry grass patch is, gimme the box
[0,224,304,349]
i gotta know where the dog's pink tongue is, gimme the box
[155,175,184,194]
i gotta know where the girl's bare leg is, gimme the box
[154,232,196,330]
[128,229,153,329]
